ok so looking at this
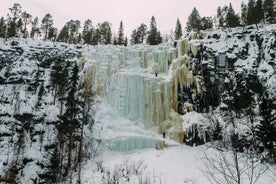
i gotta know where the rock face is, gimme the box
[0,38,82,183]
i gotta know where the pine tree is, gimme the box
[48,27,57,41]
[7,3,22,37]
[256,92,276,162]
[67,20,81,44]
[147,16,162,45]
[117,21,124,45]
[30,16,40,39]
[57,24,69,43]
[21,11,32,38]
[174,18,183,40]
[82,19,93,44]
[16,18,23,37]
[91,27,101,45]
[41,13,53,40]
[137,23,147,43]
[98,21,112,44]
[186,7,201,31]
[131,23,147,44]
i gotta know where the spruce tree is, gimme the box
[256,92,276,162]
[147,16,162,45]
[174,18,183,40]
[117,20,124,45]
[226,3,240,27]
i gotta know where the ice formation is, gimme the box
[81,41,201,142]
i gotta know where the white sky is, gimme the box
[1,0,246,36]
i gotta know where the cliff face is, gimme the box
[0,23,275,182]
[0,39,84,183]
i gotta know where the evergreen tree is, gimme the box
[256,92,276,162]
[0,17,6,38]
[247,0,256,25]
[41,13,53,40]
[113,36,118,45]
[7,3,22,37]
[241,2,248,27]
[117,20,124,45]
[186,7,201,31]
[91,27,101,45]
[213,120,223,141]
[57,24,69,43]
[43,145,60,183]
[124,36,128,46]
[137,23,147,43]
[256,0,265,23]
[48,27,57,41]
[264,0,275,20]
[21,11,32,38]
[16,18,23,37]
[131,29,138,44]
[174,18,183,40]
[67,20,81,44]
[82,19,93,44]
[226,3,240,27]
[147,16,162,45]
[217,6,225,28]
[131,23,147,44]
[201,16,213,30]
[98,21,112,44]
[30,16,40,39]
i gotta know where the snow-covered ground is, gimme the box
[81,102,275,184]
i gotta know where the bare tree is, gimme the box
[200,147,270,184]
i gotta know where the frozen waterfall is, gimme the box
[81,42,201,142]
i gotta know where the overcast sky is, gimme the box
[1,0,246,36]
